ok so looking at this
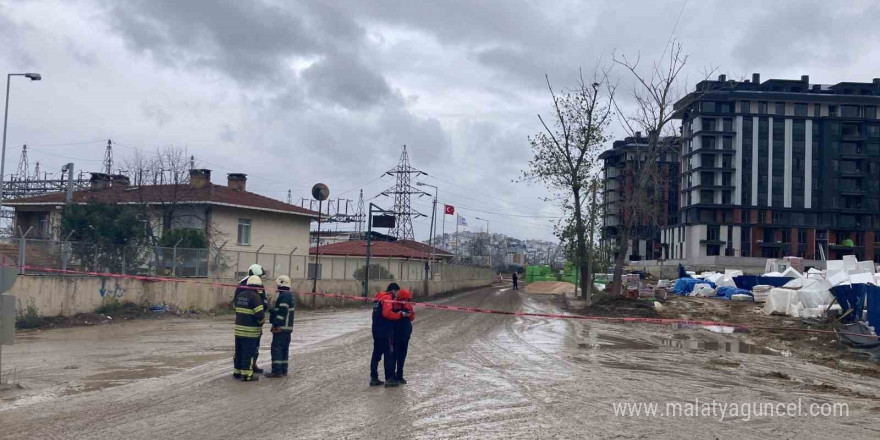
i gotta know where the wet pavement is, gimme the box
[1,286,878,439]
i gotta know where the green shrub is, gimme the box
[352,264,395,280]
[15,298,42,329]
[95,298,123,315]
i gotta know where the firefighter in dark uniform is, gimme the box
[265,275,295,378]
[370,282,406,387]
[233,275,265,381]
[234,264,268,373]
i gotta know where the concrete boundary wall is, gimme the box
[8,275,493,317]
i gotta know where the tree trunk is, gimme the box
[611,225,631,295]
[585,182,598,301]
[572,186,590,306]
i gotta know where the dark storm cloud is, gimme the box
[301,55,394,110]
[105,0,352,84]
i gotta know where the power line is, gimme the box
[24,139,108,147]
[28,147,103,162]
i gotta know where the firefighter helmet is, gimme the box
[246,275,263,286]
[248,264,265,277]
[276,275,292,288]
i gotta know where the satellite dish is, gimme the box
[311,183,330,201]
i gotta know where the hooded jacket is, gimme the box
[372,291,403,336]
[392,289,415,339]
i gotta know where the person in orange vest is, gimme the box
[391,289,415,384]
[369,283,407,387]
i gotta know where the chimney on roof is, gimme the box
[111,174,130,188]
[635,131,642,138]
[873,78,880,86]
[718,74,726,82]
[752,73,760,84]
[190,169,211,189]
[89,173,112,191]
[801,75,809,84]
[812,84,821,91]
[227,173,247,191]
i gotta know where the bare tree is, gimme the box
[607,41,711,294]
[522,69,614,305]
[119,146,221,273]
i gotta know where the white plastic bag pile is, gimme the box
[690,283,716,297]
[763,278,834,317]
[701,270,738,288]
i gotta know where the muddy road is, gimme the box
[1,286,878,439]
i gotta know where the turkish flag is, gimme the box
[444,204,455,215]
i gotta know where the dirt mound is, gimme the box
[525,281,575,295]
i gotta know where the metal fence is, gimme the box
[0,238,492,281]
[0,238,209,277]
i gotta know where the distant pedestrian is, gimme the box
[233,275,265,382]
[392,289,415,384]
[265,275,295,378]
[512,272,519,290]
[370,283,405,387]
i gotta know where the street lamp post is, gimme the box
[475,217,490,268]
[416,182,438,279]
[1,73,41,211]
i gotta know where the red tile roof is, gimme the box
[396,239,453,257]
[4,184,319,217]
[310,240,439,259]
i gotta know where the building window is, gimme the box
[722,136,733,150]
[703,136,716,150]
[841,105,860,118]
[866,106,877,119]
[701,171,715,185]
[775,102,786,115]
[813,103,821,117]
[721,190,732,204]
[237,219,252,245]
[741,101,751,114]
[700,190,715,204]
[829,105,838,117]
[794,103,808,117]
[723,118,733,131]
[707,225,721,241]
[758,102,768,114]
[701,101,716,113]
[703,118,716,131]
[842,124,859,136]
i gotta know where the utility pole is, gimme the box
[62,163,74,204]
[416,182,438,277]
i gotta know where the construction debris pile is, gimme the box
[670,256,880,337]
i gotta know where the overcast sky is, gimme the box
[2,0,879,243]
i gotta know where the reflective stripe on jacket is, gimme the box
[234,286,265,338]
